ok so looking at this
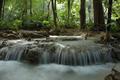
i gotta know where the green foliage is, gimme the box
[11,19,22,30]
[110,22,120,32]
[86,21,94,30]
[0,19,22,30]
[0,0,119,32]
[112,0,120,20]
[43,20,50,26]
[0,20,8,29]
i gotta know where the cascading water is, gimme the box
[0,38,120,80]
[0,39,113,65]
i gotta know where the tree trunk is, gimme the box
[104,0,113,44]
[68,0,71,26]
[67,0,74,27]
[30,0,32,16]
[47,1,50,20]
[22,0,28,18]
[80,0,86,29]
[107,0,113,31]
[42,0,45,14]
[88,0,92,23]
[51,0,57,28]
[93,0,105,31]
[2,0,5,19]
[0,0,4,19]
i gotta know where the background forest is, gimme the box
[0,0,120,32]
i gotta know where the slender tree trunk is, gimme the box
[107,0,113,31]
[30,0,32,16]
[80,0,86,29]
[0,0,4,19]
[104,0,113,44]
[24,0,28,15]
[42,0,45,14]
[51,0,57,28]
[67,0,74,27]
[2,0,5,19]
[93,0,105,31]
[22,0,28,18]
[54,0,58,21]
[47,1,50,20]
[88,0,92,23]
[68,0,71,26]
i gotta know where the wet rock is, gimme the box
[6,34,18,39]
[1,33,8,38]
[0,40,7,48]
[0,30,20,39]
[33,21,45,28]
[24,47,42,64]
[3,30,16,34]
[112,33,120,40]
[112,48,120,61]
[22,20,46,30]
[111,41,120,61]
[105,69,120,80]
[0,52,6,60]
[0,47,8,60]
[22,32,44,38]
[0,32,5,38]
[0,30,48,39]
[25,37,32,41]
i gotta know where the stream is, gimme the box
[0,61,120,80]
[0,37,120,80]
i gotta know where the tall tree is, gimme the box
[67,0,71,26]
[22,0,28,18]
[29,0,32,16]
[88,0,92,23]
[104,0,113,43]
[42,0,45,14]
[67,0,74,26]
[47,1,51,20]
[51,0,58,27]
[80,0,86,29]
[93,0,105,31]
[107,0,113,31]
[0,0,4,18]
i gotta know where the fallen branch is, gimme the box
[48,35,85,41]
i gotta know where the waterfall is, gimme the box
[0,39,113,66]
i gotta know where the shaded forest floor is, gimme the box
[0,29,120,40]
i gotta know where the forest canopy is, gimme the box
[0,0,120,32]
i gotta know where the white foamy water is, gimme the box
[0,61,120,80]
